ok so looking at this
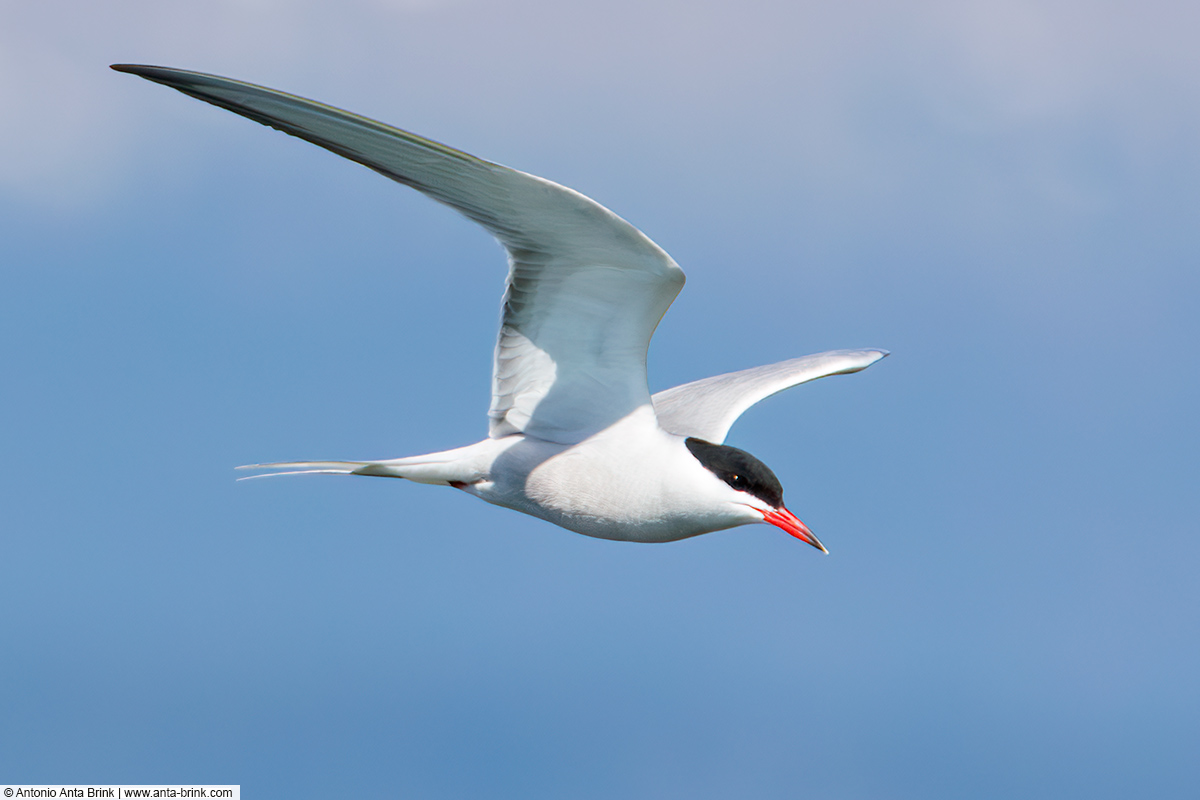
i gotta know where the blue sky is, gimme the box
[3,1,1197,797]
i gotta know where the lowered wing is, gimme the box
[652,349,889,443]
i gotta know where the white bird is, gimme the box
[115,64,887,552]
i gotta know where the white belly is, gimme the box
[470,407,757,542]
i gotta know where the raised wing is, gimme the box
[652,349,888,443]
[115,65,685,444]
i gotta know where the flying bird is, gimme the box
[114,64,887,552]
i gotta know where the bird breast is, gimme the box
[503,406,756,542]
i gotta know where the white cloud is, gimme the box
[2,0,1197,209]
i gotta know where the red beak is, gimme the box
[762,506,828,553]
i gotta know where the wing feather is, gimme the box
[115,65,685,444]
[652,349,889,443]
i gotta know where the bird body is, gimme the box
[115,64,888,552]
[254,407,765,543]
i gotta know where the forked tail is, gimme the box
[237,461,374,479]
[237,443,495,485]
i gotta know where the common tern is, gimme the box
[115,64,888,552]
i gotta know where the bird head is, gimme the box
[684,437,827,553]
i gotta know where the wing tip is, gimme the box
[111,63,162,78]
[823,348,890,375]
[845,348,890,370]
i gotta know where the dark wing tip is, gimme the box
[111,64,177,84]
[110,64,196,85]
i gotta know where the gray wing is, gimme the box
[651,349,889,443]
[115,65,685,444]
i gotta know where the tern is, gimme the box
[115,64,887,552]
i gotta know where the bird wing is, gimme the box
[651,349,889,443]
[115,65,685,444]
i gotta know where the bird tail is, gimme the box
[236,460,373,479]
[237,444,493,485]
